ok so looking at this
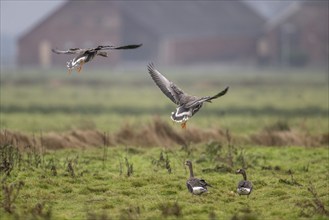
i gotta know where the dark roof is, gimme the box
[119,1,265,38]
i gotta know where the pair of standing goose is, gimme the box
[185,160,252,196]
[52,45,229,128]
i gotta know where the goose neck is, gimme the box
[189,164,194,178]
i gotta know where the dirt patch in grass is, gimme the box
[0,118,327,150]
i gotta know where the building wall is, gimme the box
[295,5,328,65]
[266,3,328,66]
[166,36,258,64]
[120,11,159,62]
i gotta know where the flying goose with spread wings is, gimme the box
[147,63,229,128]
[52,44,142,74]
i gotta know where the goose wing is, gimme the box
[111,44,142,50]
[238,180,252,189]
[187,177,209,194]
[185,86,229,108]
[51,48,86,54]
[97,44,142,50]
[199,179,212,187]
[147,63,185,105]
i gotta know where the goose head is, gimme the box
[236,168,246,175]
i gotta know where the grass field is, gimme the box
[1,66,328,135]
[0,66,328,219]
[0,142,328,220]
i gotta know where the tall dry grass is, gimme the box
[0,117,327,150]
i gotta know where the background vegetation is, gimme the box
[0,66,328,219]
[1,66,328,135]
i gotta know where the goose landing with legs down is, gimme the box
[147,63,229,129]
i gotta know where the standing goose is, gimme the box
[236,168,253,197]
[185,160,211,195]
[52,44,142,74]
[147,63,229,128]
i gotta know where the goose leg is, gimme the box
[67,69,72,75]
[77,61,84,73]
[77,65,82,73]
[181,121,187,129]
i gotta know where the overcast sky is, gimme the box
[1,0,65,38]
[1,0,292,39]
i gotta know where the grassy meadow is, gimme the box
[1,141,328,219]
[1,66,328,135]
[0,66,328,219]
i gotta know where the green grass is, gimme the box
[0,143,328,219]
[1,67,328,135]
[0,67,328,219]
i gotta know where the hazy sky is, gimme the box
[1,0,65,38]
[0,0,291,39]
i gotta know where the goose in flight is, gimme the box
[52,44,142,74]
[147,63,229,128]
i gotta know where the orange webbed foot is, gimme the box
[77,66,82,73]
[77,61,84,73]
[181,121,187,129]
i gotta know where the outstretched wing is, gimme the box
[147,63,185,105]
[51,48,85,54]
[112,44,142,50]
[185,86,229,108]
[97,44,142,50]
[207,86,229,101]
